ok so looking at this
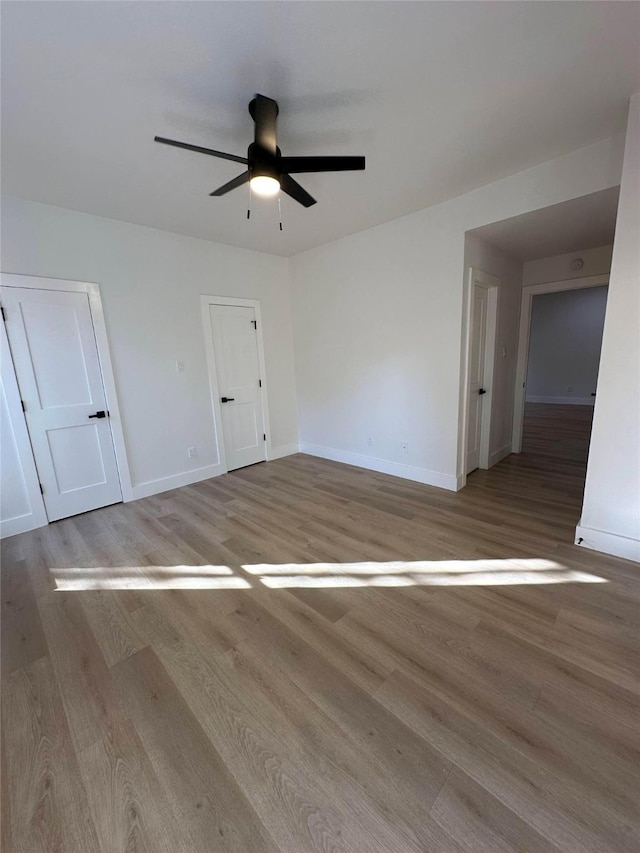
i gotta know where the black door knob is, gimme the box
[88,410,107,418]
[478,388,487,395]
[220,397,235,403]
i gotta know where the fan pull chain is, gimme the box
[278,195,283,231]
[247,181,252,220]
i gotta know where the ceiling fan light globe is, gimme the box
[250,175,280,197]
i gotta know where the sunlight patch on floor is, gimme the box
[255,569,605,588]
[52,558,607,591]
[244,558,607,587]
[245,558,567,576]
[54,565,252,590]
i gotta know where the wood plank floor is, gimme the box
[2,403,639,852]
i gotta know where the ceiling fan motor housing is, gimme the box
[247,142,280,182]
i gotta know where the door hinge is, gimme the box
[263,433,266,441]
[258,379,262,387]
[21,400,26,412]
[251,320,257,330]
[1,306,6,322]
[39,483,44,495]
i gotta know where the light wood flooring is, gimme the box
[2,403,639,852]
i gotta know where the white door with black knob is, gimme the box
[209,304,266,471]
[466,283,488,474]
[1,286,122,521]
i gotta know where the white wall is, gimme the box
[291,135,624,490]
[578,94,640,561]
[523,244,613,286]
[1,197,298,509]
[463,234,523,467]
[526,286,608,405]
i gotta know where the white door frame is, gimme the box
[0,273,134,505]
[511,274,609,453]
[458,268,499,489]
[200,295,273,468]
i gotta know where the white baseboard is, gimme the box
[299,442,458,491]
[575,524,640,562]
[130,463,226,501]
[269,443,300,461]
[488,443,512,468]
[526,395,595,406]
[1,511,47,539]
[129,447,301,502]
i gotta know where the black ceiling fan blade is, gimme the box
[279,155,365,174]
[154,136,248,165]
[248,94,278,155]
[209,171,250,196]
[280,174,316,208]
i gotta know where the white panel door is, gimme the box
[210,304,265,471]
[1,286,122,521]
[466,284,488,474]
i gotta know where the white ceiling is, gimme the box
[2,2,639,257]
[469,187,620,261]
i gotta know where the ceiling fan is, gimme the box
[154,94,365,208]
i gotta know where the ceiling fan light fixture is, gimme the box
[250,175,280,197]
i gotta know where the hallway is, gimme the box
[522,402,594,464]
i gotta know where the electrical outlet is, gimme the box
[567,385,573,393]
[176,361,185,373]
[401,442,408,453]
[188,446,197,460]
[367,437,373,446]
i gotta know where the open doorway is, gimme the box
[461,187,618,511]
[512,276,609,460]
[519,283,608,474]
